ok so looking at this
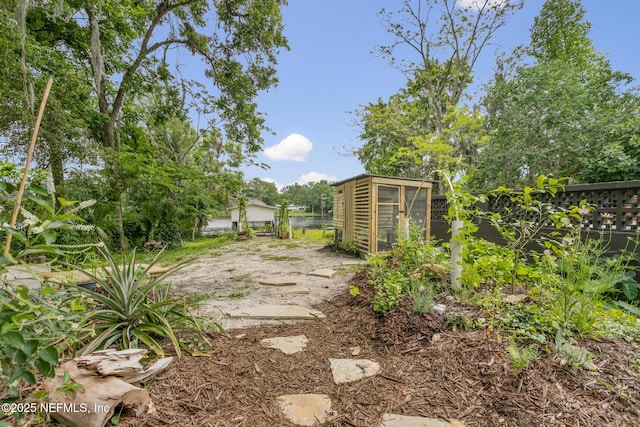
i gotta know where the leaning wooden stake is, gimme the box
[2,77,53,258]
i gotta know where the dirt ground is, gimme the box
[168,237,362,329]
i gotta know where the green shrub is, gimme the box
[367,237,447,315]
[0,285,88,389]
[67,245,213,357]
[0,178,97,391]
[413,290,435,315]
[153,220,183,249]
[506,340,538,375]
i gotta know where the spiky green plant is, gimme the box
[67,245,211,357]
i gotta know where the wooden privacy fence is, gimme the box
[430,180,640,254]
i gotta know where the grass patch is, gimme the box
[152,236,235,265]
[231,274,252,283]
[227,292,245,299]
[295,228,334,243]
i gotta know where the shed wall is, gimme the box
[333,174,433,255]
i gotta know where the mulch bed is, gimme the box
[14,269,639,426]
[126,268,640,427]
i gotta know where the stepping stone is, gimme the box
[341,260,363,266]
[260,335,308,354]
[277,394,332,426]
[5,264,52,289]
[270,285,310,296]
[329,358,381,384]
[308,268,336,278]
[259,276,299,286]
[381,414,464,427]
[225,305,325,320]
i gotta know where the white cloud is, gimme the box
[457,0,508,10]
[263,133,313,162]
[296,172,337,185]
[261,177,284,191]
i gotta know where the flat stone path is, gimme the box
[259,276,299,286]
[277,394,333,426]
[381,414,465,427]
[307,268,337,278]
[225,304,325,320]
[231,268,465,426]
[270,285,310,295]
[329,358,381,384]
[260,335,308,354]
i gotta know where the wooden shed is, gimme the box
[332,174,433,254]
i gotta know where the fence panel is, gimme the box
[430,180,640,255]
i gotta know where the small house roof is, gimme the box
[229,198,277,210]
[331,173,434,187]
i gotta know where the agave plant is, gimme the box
[66,244,209,357]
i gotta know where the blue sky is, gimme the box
[241,0,640,190]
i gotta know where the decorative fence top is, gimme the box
[431,180,640,234]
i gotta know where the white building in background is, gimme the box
[229,199,277,229]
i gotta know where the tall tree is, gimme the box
[354,88,430,177]
[244,178,279,206]
[0,3,96,193]
[354,0,520,183]
[470,0,639,190]
[355,86,487,178]
[10,0,288,249]
[377,0,522,136]
[528,0,598,67]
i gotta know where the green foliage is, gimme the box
[367,236,447,315]
[555,331,593,370]
[355,85,489,179]
[616,300,640,317]
[461,237,515,289]
[1,173,98,263]
[236,196,250,235]
[276,200,290,236]
[0,175,101,392]
[66,245,213,358]
[412,290,435,315]
[152,219,183,250]
[0,285,88,390]
[471,0,640,190]
[280,181,334,217]
[483,175,571,290]
[244,178,279,207]
[354,89,432,178]
[355,0,521,179]
[536,227,639,336]
[528,0,600,66]
[506,340,538,375]
[4,0,289,249]
[56,370,85,396]
[441,174,640,357]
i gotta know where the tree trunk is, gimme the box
[116,196,128,250]
[49,143,65,197]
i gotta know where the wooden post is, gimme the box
[2,77,53,258]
